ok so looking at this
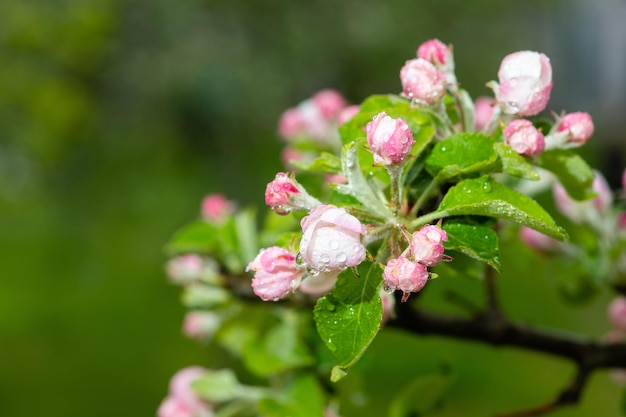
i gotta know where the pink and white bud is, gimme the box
[312,89,346,119]
[264,172,321,215]
[555,170,613,222]
[417,39,451,68]
[552,182,585,224]
[519,226,558,252]
[383,256,429,302]
[166,255,219,285]
[182,311,221,342]
[247,246,303,301]
[299,270,340,296]
[608,297,626,332]
[474,96,495,132]
[168,366,210,413]
[410,224,448,266]
[591,170,613,214]
[157,396,195,417]
[503,119,545,157]
[365,112,415,165]
[201,194,234,223]
[495,51,553,116]
[278,108,305,140]
[556,112,594,146]
[400,58,447,105]
[338,105,360,125]
[299,204,367,272]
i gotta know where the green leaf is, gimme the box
[193,369,267,403]
[494,142,540,180]
[290,151,342,173]
[181,284,232,309]
[442,220,501,272]
[313,262,383,382]
[243,310,314,377]
[166,220,219,254]
[536,149,595,201]
[435,175,567,240]
[257,375,326,417]
[339,95,435,158]
[388,374,453,417]
[234,208,259,269]
[425,133,498,182]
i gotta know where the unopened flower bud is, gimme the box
[157,396,195,417]
[400,58,447,105]
[410,225,448,266]
[264,172,321,215]
[383,256,429,302]
[299,205,366,272]
[519,226,558,252]
[312,89,346,119]
[168,367,210,414]
[278,108,305,140]
[166,255,220,285]
[494,51,552,116]
[201,194,234,223]
[365,112,415,165]
[591,170,612,214]
[556,112,594,146]
[182,311,221,342]
[474,96,495,132]
[247,246,303,301]
[503,119,545,157]
[417,39,452,68]
[608,297,626,332]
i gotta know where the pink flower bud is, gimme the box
[417,39,451,67]
[503,119,545,157]
[519,226,558,252]
[299,205,366,272]
[608,297,626,332]
[383,256,429,302]
[312,89,346,119]
[247,246,303,301]
[166,254,218,285]
[168,366,210,413]
[552,182,585,223]
[278,107,305,140]
[622,168,626,191]
[410,225,448,266]
[299,270,340,296]
[400,58,447,105]
[474,96,495,131]
[201,194,234,223]
[157,396,195,417]
[182,311,221,342]
[264,172,320,215]
[338,105,360,125]
[591,170,612,214]
[556,112,594,146]
[365,112,415,165]
[554,170,613,221]
[495,51,552,116]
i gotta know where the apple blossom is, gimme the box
[553,170,612,224]
[201,194,234,223]
[365,112,415,165]
[474,96,495,131]
[312,89,346,119]
[299,204,366,272]
[157,396,195,417]
[247,246,303,301]
[166,255,220,285]
[410,224,448,266]
[519,226,558,252]
[503,119,545,157]
[495,50,552,116]
[182,311,221,341]
[400,58,447,105]
[383,256,429,302]
[337,104,360,125]
[417,39,451,68]
[556,112,594,146]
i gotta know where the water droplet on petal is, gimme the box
[382,283,395,294]
[336,252,347,263]
[329,239,339,250]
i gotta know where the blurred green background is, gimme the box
[1,0,625,416]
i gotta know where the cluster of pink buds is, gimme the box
[247,204,367,301]
[157,367,213,417]
[383,224,448,302]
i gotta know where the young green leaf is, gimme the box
[290,151,342,174]
[425,133,498,182]
[494,142,540,181]
[434,175,567,240]
[257,375,326,417]
[313,261,383,382]
[442,220,501,272]
[388,374,453,417]
[536,149,595,201]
